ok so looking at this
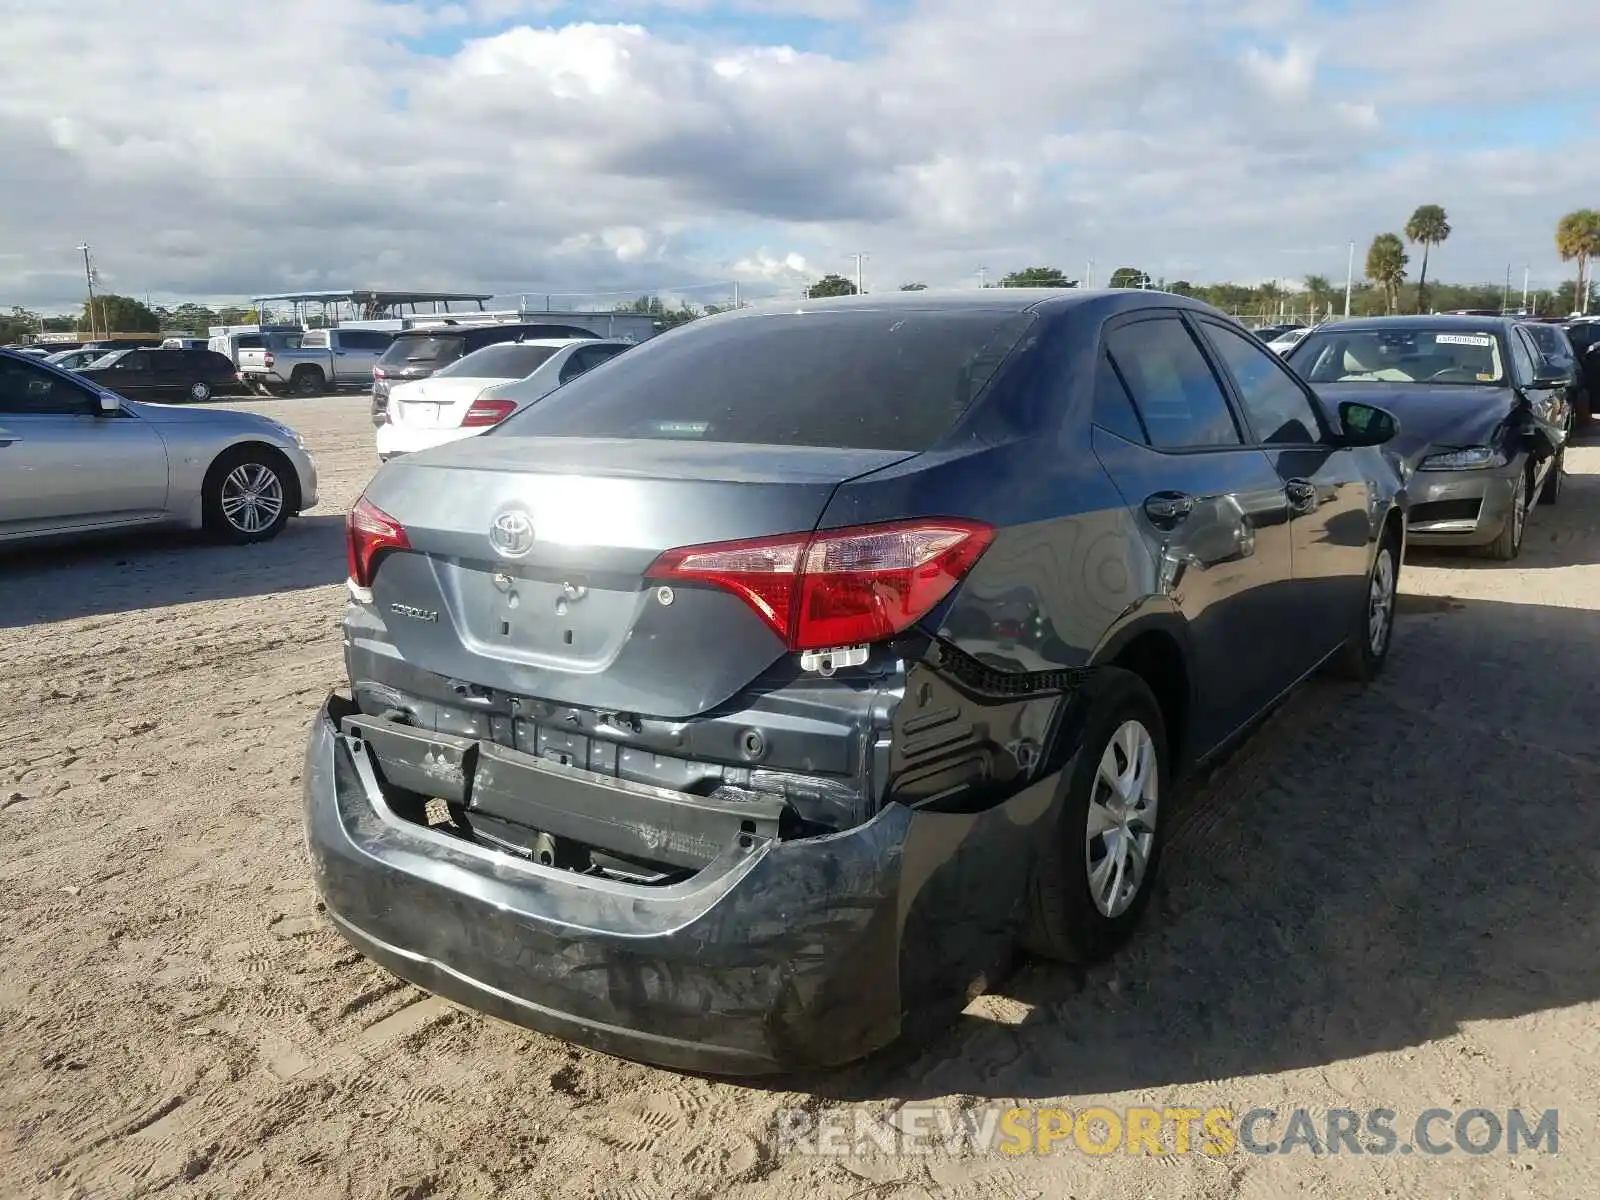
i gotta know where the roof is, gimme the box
[249,289,495,304]
[1312,314,1516,334]
[734,286,1201,321]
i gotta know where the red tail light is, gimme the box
[461,397,518,428]
[645,518,994,652]
[346,496,410,589]
[373,366,386,379]
[263,351,275,368]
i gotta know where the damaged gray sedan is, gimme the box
[303,288,1406,1074]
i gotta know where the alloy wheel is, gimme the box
[219,463,284,534]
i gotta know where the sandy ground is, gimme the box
[2,395,1598,1200]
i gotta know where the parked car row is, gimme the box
[4,284,1586,1078]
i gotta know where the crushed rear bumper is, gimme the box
[302,692,1058,1076]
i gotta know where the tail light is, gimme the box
[461,397,518,428]
[263,351,275,368]
[373,366,386,380]
[347,496,410,591]
[645,518,994,652]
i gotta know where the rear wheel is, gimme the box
[1021,668,1167,964]
[1484,474,1530,561]
[291,367,325,397]
[202,447,291,544]
[188,380,212,403]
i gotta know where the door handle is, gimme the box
[1143,491,1194,527]
[1285,479,1317,510]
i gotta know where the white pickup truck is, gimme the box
[238,328,395,396]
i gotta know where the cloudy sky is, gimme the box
[2,0,1597,311]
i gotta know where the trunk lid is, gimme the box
[388,376,518,429]
[359,437,916,717]
[237,347,271,373]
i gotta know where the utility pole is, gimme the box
[977,266,987,289]
[1521,266,1529,314]
[76,243,99,340]
[847,252,869,295]
[1343,241,1355,319]
[1502,264,1511,314]
[1086,259,1095,288]
[732,280,741,309]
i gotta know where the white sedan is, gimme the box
[375,338,633,460]
[1266,327,1311,354]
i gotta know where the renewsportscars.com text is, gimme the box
[775,1105,1559,1158]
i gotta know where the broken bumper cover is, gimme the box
[302,692,1057,1076]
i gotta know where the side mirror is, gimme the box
[97,391,122,415]
[1338,400,1399,447]
[1529,368,1568,389]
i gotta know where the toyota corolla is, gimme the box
[303,288,1406,1075]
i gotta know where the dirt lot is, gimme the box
[3,395,1598,1200]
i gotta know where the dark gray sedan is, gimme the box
[1287,316,1571,561]
[305,288,1407,1074]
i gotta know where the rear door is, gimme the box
[1088,311,1295,751]
[0,357,168,533]
[1192,314,1372,662]
[151,350,190,399]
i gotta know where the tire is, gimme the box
[1331,528,1399,682]
[1538,448,1564,506]
[1020,667,1168,964]
[201,447,292,544]
[290,367,325,397]
[188,380,212,403]
[1483,473,1530,561]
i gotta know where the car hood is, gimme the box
[126,399,299,440]
[1316,383,1516,464]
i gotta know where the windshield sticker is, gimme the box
[1477,373,1496,381]
[1435,334,1494,347]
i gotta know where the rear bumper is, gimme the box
[302,692,1055,1075]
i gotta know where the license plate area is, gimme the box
[484,573,635,662]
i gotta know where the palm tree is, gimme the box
[1365,234,1408,315]
[1303,274,1333,321]
[1556,209,1600,314]
[1403,204,1451,313]
[1257,279,1284,323]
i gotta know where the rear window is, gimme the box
[436,343,560,380]
[379,334,466,369]
[496,309,1038,451]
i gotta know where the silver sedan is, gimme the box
[0,349,318,546]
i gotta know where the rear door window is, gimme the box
[559,343,628,384]
[1102,316,1242,450]
[1091,352,1148,444]
[498,309,1037,450]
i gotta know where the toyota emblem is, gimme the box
[489,509,536,558]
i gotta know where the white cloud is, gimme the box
[0,0,1596,311]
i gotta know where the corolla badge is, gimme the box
[489,508,536,558]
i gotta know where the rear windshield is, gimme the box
[435,343,559,380]
[379,334,465,369]
[495,309,1038,450]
